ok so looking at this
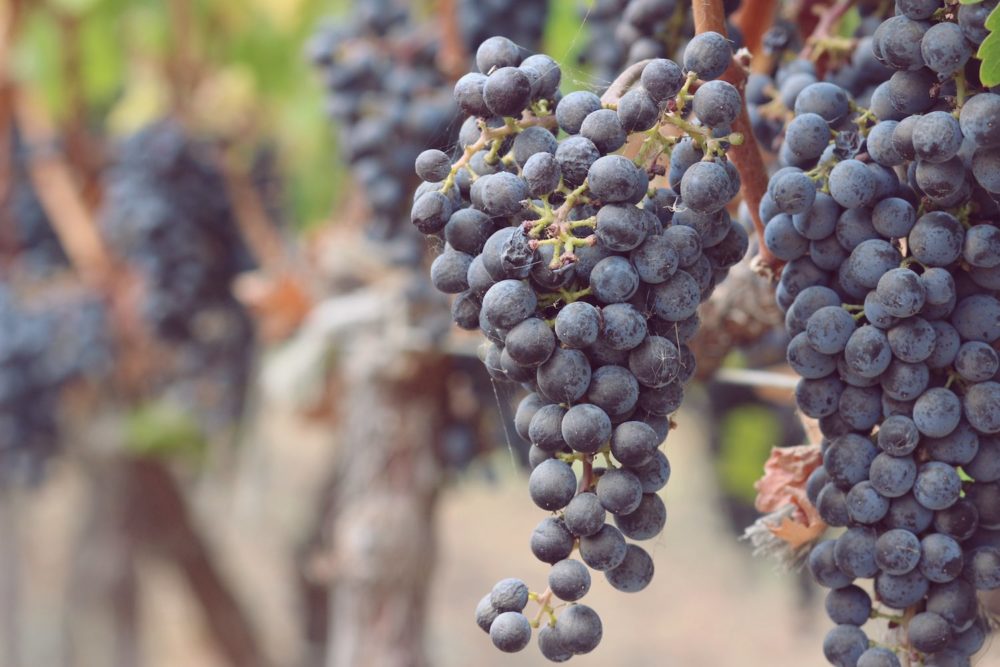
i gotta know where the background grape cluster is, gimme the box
[0,285,111,481]
[577,0,745,89]
[752,2,1000,665]
[101,120,256,432]
[0,124,111,480]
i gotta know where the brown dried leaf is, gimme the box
[754,443,823,514]
[765,507,827,549]
[234,271,313,342]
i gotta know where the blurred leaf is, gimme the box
[717,405,783,504]
[960,0,984,5]
[107,63,169,135]
[250,0,310,30]
[837,6,862,38]
[978,4,1000,86]
[125,402,206,461]
[544,0,590,93]
[80,12,125,111]
[13,11,65,114]
[191,64,259,134]
[48,0,101,16]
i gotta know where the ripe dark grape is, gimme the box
[759,11,1000,663]
[424,43,749,660]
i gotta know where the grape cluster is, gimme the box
[757,6,1000,666]
[101,120,256,429]
[0,125,111,480]
[308,1,554,265]
[0,285,111,481]
[409,33,748,659]
[308,4,462,264]
[458,0,549,57]
[577,0,743,89]
[102,120,253,342]
[746,5,894,152]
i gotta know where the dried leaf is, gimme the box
[754,444,823,514]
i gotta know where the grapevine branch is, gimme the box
[734,0,780,58]
[436,0,469,80]
[13,89,112,286]
[799,0,854,62]
[166,0,199,121]
[692,0,784,277]
[55,10,103,208]
[0,0,23,244]
[601,59,653,106]
[218,151,300,275]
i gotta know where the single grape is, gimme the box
[613,493,667,540]
[529,459,578,511]
[914,462,962,511]
[555,604,603,655]
[641,58,684,102]
[490,578,529,613]
[908,612,952,654]
[596,468,644,515]
[682,31,732,80]
[555,301,601,349]
[548,559,592,602]
[604,543,655,592]
[531,517,575,564]
[920,533,965,583]
[579,523,628,570]
[581,109,628,154]
[490,611,531,652]
[823,625,869,667]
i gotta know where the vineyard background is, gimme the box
[1,0,999,665]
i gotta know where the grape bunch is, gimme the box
[1,124,69,276]
[101,120,256,429]
[102,120,253,342]
[756,6,1000,666]
[409,33,748,659]
[0,285,111,481]
[577,0,743,89]
[308,1,554,265]
[457,0,550,57]
[308,3,464,264]
[0,124,111,481]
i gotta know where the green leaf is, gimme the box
[125,402,206,461]
[960,0,983,5]
[716,405,783,504]
[978,3,1000,86]
[837,6,862,38]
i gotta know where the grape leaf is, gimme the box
[979,3,1000,86]
[960,0,984,5]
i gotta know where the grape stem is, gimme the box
[12,88,110,285]
[531,587,555,628]
[578,456,595,493]
[600,59,653,106]
[799,0,854,62]
[435,0,468,81]
[690,0,784,278]
[954,70,968,109]
[733,0,780,58]
[439,111,558,193]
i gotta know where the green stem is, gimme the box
[674,70,699,115]
[954,70,967,110]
